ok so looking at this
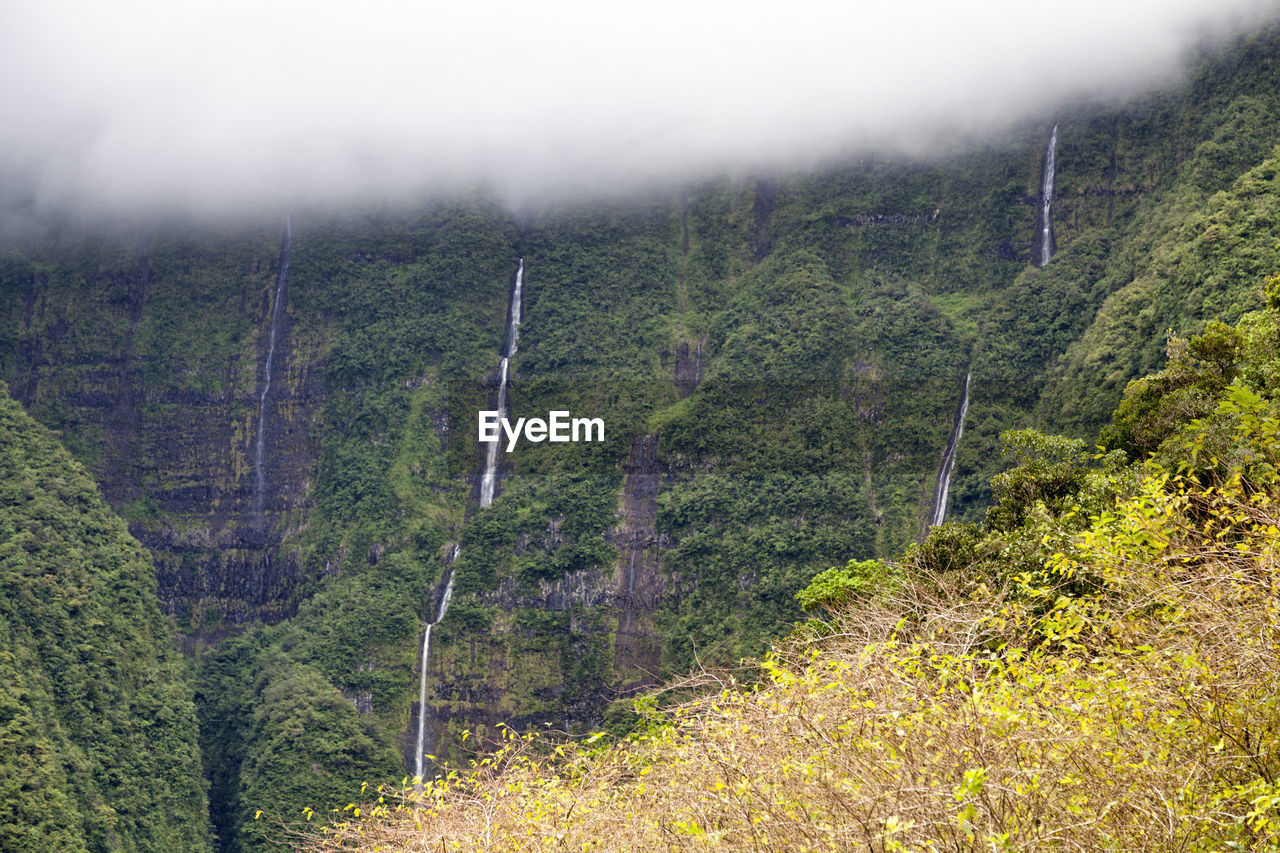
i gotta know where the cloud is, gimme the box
[1,0,1277,215]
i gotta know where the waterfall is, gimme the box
[413,543,459,781]
[412,623,434,781]
[252,213,292,522]
[414,260,522,776]
[479,259,524,509]
[478,359,508,508]
[1039,124,1058,267]
[504,258,524,359]
[414,259,522,775]
[930,371,971,528]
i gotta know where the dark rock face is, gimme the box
[3,227,324,641]
[673,337,706,400]
[610,433,667,690]
[144,306,322,639]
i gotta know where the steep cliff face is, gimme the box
[610,433,667,689]
[147,267,324,638]
[3,26,1280,851]
[1,225,322,641]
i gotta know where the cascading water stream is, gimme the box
[930,371,971,528]
[412,626,433,778]
[252,213,292,523]
[505,258,524,358]
[413,544,458,781]
[413,261,523,777]
[479,259,524,508]
[1039,124,1058,267]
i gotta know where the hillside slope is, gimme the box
[0,382,212,851]
[2,22,1280,852]
[300,283,1280,852]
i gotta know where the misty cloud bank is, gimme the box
[1,0,1277,215]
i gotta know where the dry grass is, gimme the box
[295,478,1280,852]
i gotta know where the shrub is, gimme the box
[795,558,893,613]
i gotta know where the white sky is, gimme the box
[1,0,1276,214]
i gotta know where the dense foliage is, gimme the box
[300,285,1280,852]
[0,383,212,851]
[1,22,1280,853]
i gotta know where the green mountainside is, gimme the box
[302,270,1280,852]
[0,382,212,851]
[1,22,1279,852]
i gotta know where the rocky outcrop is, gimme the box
[610,434,667,690]
[673,337,706,399]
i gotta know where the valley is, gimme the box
[2,21,1280,850]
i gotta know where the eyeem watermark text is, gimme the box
[479,411,605,451]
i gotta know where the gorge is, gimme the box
[2,21,1280,851]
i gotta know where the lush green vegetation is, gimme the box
[0,382,212,851]
[301,282,1280,852]
[2,22,1280,853]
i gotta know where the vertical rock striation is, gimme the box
[611,434,667,689]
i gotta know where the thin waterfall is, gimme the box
[414,260,523,776]
[412,624,433,780]
[252,213,292,522]
[505,258,524,358]
[478,359,508,508]
[1039,124,1058,267]
[930,371,971,528]
[413,543,459,781]
[479,259,524,508]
